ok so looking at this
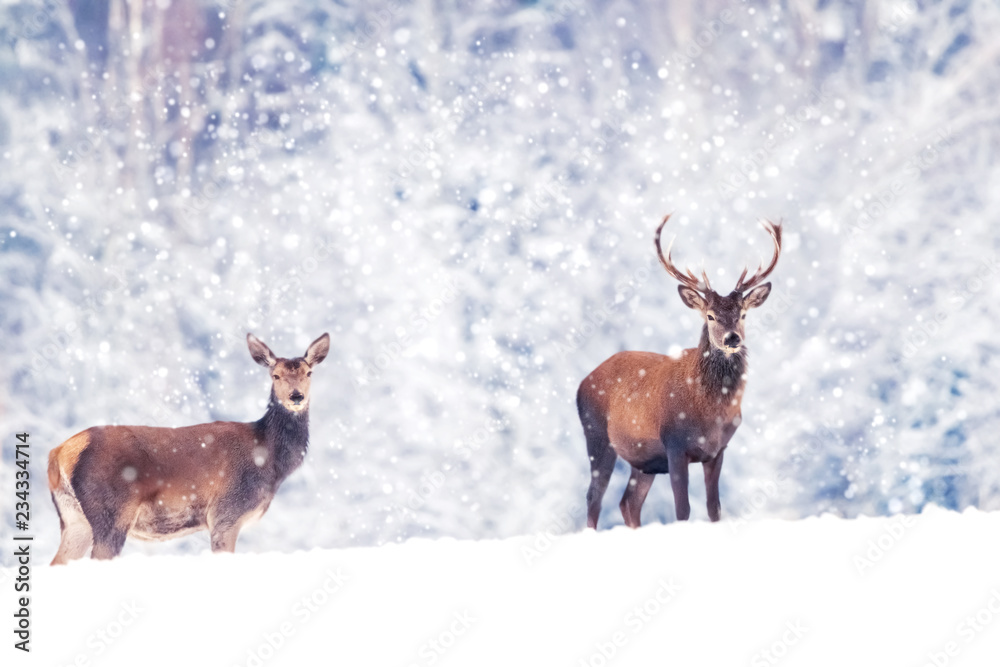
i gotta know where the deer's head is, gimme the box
[247,333,330,413]
[655,215,782,355]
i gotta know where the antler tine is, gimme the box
[655,214,708,293]
[734,218,783,293]
[700,269,713,293]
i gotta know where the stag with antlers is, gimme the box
[577,215,782,528]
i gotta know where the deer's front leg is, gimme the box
[209,520,242,553]
[208,503,248,553]
[703,449,725,522]
[703,420,738,522]
[667,448,690,521]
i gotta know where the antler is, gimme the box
[654,214,712,293]
[733,219,782,293]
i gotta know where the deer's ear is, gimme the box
[677,285,707,311]
[305,333,330,366]
[743,282,772,309]
[247,334,278,368]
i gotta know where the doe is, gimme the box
[48,333,329,563]
[578,215,781,528]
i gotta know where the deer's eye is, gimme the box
[741,313,746,320]
[707,314,715,321]
[307,371,312,377]
[273,375,280,380]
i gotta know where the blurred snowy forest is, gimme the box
[2,0,1000,562]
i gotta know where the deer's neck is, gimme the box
[255,397,310,487]
[695,326,747,398]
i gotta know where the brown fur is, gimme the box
[582,347,744,470]
[579,216,780,529]
[48,333,330,564]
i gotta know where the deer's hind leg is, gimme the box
[585,440,617,529]
[86,498,138,560]
[581,401,617,530]
[50,490,94,565]
[619,467,656,528]
[579,391,618,530]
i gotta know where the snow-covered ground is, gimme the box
[6,507,1000,667]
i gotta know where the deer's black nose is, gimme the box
[290,391,304,404]
[724,333,741,348]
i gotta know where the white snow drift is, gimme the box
[5,507,1000,667]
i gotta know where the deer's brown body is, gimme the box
[48,333,329,564]
[580,215,781,528]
